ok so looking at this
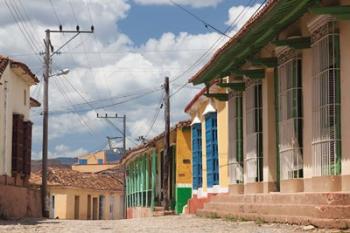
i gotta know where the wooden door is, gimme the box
[87,195,91,220]
[74,196,80,220]
[92,198,98,220]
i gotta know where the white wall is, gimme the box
[0,64,32,176]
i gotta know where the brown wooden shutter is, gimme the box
[12,114,24,175]
[23,121,33,176]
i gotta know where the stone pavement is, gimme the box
[0,215,348,233]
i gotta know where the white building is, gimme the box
[0,55,39,184]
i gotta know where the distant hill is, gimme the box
[31,157,78,172]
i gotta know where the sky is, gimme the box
[0,0,264,159]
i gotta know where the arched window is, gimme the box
[311,19,341,176]
[204,102,219,187]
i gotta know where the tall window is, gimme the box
[312,20,341,176]
[277,49,303,180]
[205,112,219,187]
[245,80,263,182]
[229,92,244,184]
[79,159,88,165]
[192,123,202,189]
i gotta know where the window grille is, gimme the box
[205,112,219,187]
[311,21,341,176]
[229,92,244,184]
[277,49,303,180]
[245,80,263,182]
[192,123,203,189]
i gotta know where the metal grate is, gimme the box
[311,21,341,176]
[229,92,244,184]
[277,49,303,180]
[245,80,263,182]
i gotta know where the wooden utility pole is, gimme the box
[41,26,93,218]
[162,77,170,210]
[41,29,50,218]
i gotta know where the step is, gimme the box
[209,192,350,206]
[154,206,165,211]
[197,209,350,229]
[202,201,350,219]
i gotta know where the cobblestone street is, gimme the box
[0,215,346,233]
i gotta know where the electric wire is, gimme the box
[169,0,231,38]
[169,0,263,97]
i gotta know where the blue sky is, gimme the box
[0,0,264,159]
[119,1,241,45]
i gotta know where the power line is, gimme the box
[145,92,164,138]
[169,0,231,38]
[169,0,263,97]
[3,0,42,63]
[48,0,62,25]
[52,78,97,137]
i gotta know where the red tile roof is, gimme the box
[0,55,39,83]
[121,120,191,164]
[30,167,123,192]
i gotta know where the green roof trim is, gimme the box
[250,57,278,68]
[192,0,319,85]
[232,69,265,79]
[310,5,350,20]
[204,93,229,101]
[217,82,246,91]
[272,37,311,49]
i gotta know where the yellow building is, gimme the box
[122,120,192,218]
[185,85,229,197]
[30,167,124,220]
[184,0,350,228]
[72,150,121,173]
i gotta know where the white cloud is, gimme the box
[133,0,223,8]
[1,0,232,158]
[32,145,88,160]
[225,4,263,35]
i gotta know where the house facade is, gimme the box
[30,167,124,220]
[72,150,121,173]
[0,55,41,219]
[185,0,350,228]
[122,120,192,218]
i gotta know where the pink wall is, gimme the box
[0,184,41,219]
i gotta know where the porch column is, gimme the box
[151,149,156,209]
[262,68,277,193]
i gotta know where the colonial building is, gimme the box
[122,120,192,218]
[30,167,124,220]
[72,150,122,173]
[0,55,41,219]
[185,0,350,228]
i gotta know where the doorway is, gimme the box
[92,197,98,220]
[74,195,80,220]
[87,195,91,220]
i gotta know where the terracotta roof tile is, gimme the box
[30,167,123,192]
[0,55,39,83]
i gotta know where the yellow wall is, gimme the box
[187,93,229,194]
[215,99,229,190]
[175,126,192,185]
[71,164,119,173]
[79,151,106,165]
[49,186,123,220]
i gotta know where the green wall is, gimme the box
[175,187,192,214]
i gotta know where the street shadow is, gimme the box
[0,218,60,226]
